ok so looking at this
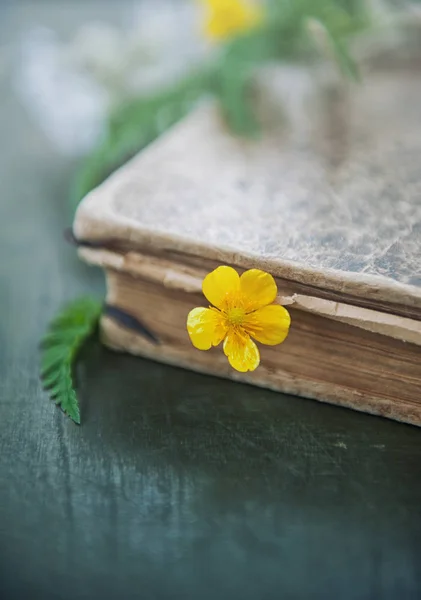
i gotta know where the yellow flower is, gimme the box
[187,266,291,372]
[202,0,263,41]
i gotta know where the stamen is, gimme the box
[226,307,246,326]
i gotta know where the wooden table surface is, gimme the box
[1,3,420,599]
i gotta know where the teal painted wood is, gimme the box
[0,3,420,600]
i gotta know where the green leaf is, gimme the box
[41,368,62,389]
[316,17,360,81]
[70,70,212,211]
[40,297,102,424]
[41,350,68,377]
[41,331,81,348]
[215,63,259,137]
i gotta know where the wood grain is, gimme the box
[1,4,421,600]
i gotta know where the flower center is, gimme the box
[226,307,246,326]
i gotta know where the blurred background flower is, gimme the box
[7,0,421,184]
[12,1,207,156]
[202,0,264,40]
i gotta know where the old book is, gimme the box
[74,65,421,427]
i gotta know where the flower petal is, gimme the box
[223,329,260,372]
[243,304,291,345]
[202,266,240,310]
[204,0,263,41]
[187,307,227,350]
[240,269,278,312]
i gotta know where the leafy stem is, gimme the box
[40,297,102,423]
[70,0,368,208]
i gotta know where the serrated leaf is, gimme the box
[50,297,102,328]
[61,389,80,425]
[41,368,62,389]
[48,382,62,398]
[40,297,102,423]
[54,373,80,424]
[41,330,85,349]
[41,351,69,377]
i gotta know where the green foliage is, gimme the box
[70,70,213,212]
[40,297,102,423]
[212,0,364,134]
[71,0,371,208]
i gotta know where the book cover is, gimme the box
[74,65,421,425]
